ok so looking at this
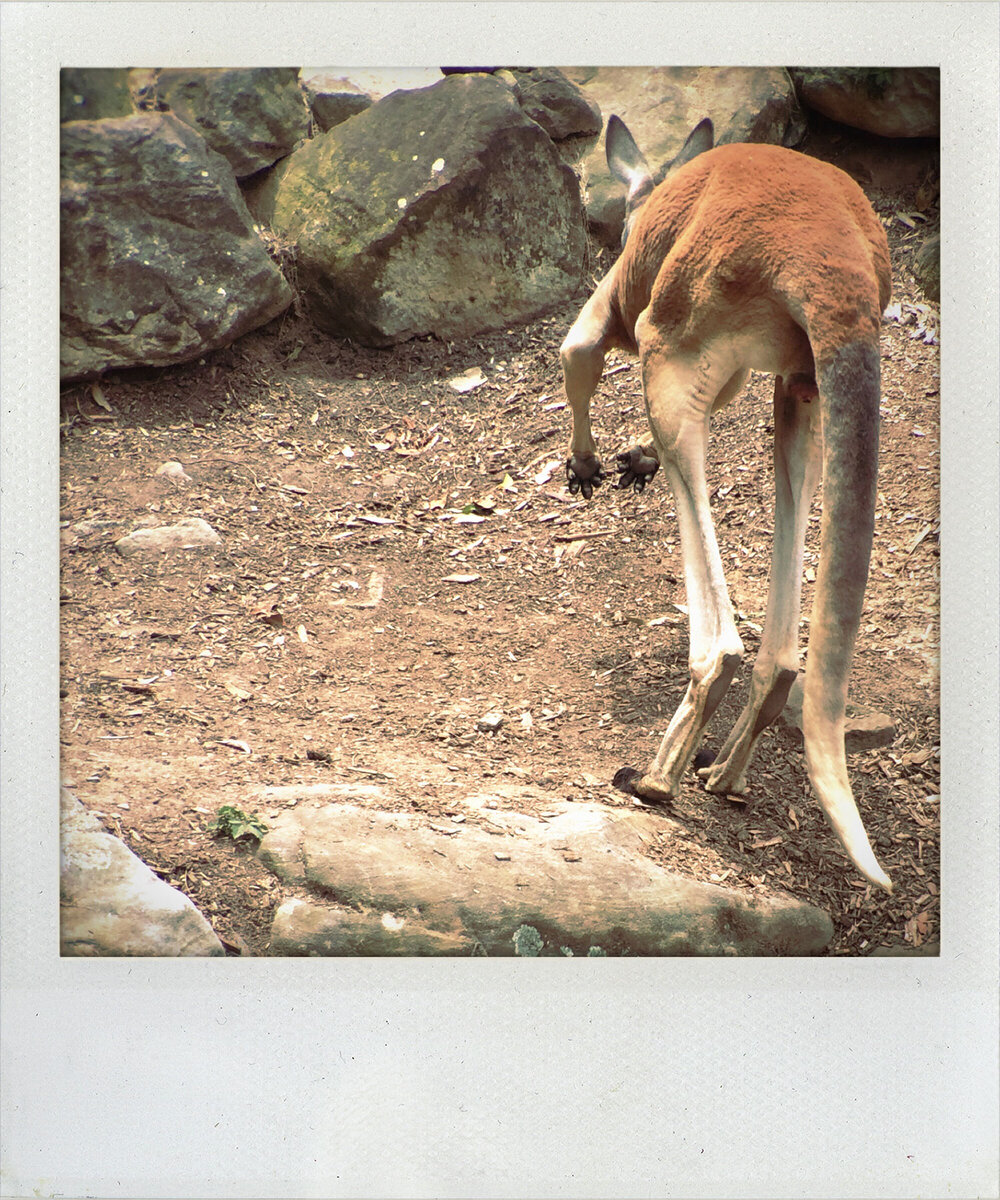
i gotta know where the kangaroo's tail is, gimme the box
[804,338,892,892]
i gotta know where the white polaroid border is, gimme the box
[1,3,997,1198]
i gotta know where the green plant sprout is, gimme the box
[208,804,269,844]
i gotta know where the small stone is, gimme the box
[155,460,192,486]
[779,673,895,750]
[477,711,504,733]
[447,367,486,393]
[115,517,222,558]
[842,712,897,751]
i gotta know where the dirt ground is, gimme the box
[59,130,940,956]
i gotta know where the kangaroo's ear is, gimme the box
[669,118,714,172]
[606,115,653,193]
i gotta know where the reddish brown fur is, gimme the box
[606,143,891,368]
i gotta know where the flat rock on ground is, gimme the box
[258,792,834,956]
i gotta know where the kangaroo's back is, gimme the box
[612,143,891,362]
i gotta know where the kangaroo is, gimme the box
[561,116,893,892]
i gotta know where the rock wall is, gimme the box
[61,65,940,378]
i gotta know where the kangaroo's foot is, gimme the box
[612,765,673,805]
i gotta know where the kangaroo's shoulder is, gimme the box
[665,141,874,210]
[645,142,889,277]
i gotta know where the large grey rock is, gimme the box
[61,789,224,956]
[60,113,293,381]
[61,68,134,122]
[261,72,588,346]
[564,67,805,244]
[789,68,940,138]
[300,67,443,103]
[271,900,476,956]
[258,798,833,956]
[157,68,311,177]
[506,68,602,142]
[300,73,373,131]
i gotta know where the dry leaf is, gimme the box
[448,368,486,393]
[533,461,561,485]
[219,739,252,755]
[120,681,155,695]
[428,823,461,836]
[91,383,113,412]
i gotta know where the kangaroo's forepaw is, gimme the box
[566,454,606,499]
[616,445,660,493]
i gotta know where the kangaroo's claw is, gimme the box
[616,445,660,493]
[566,455,606,499]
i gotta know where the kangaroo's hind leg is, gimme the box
[700,375,823,795]
[632,334,748,801]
